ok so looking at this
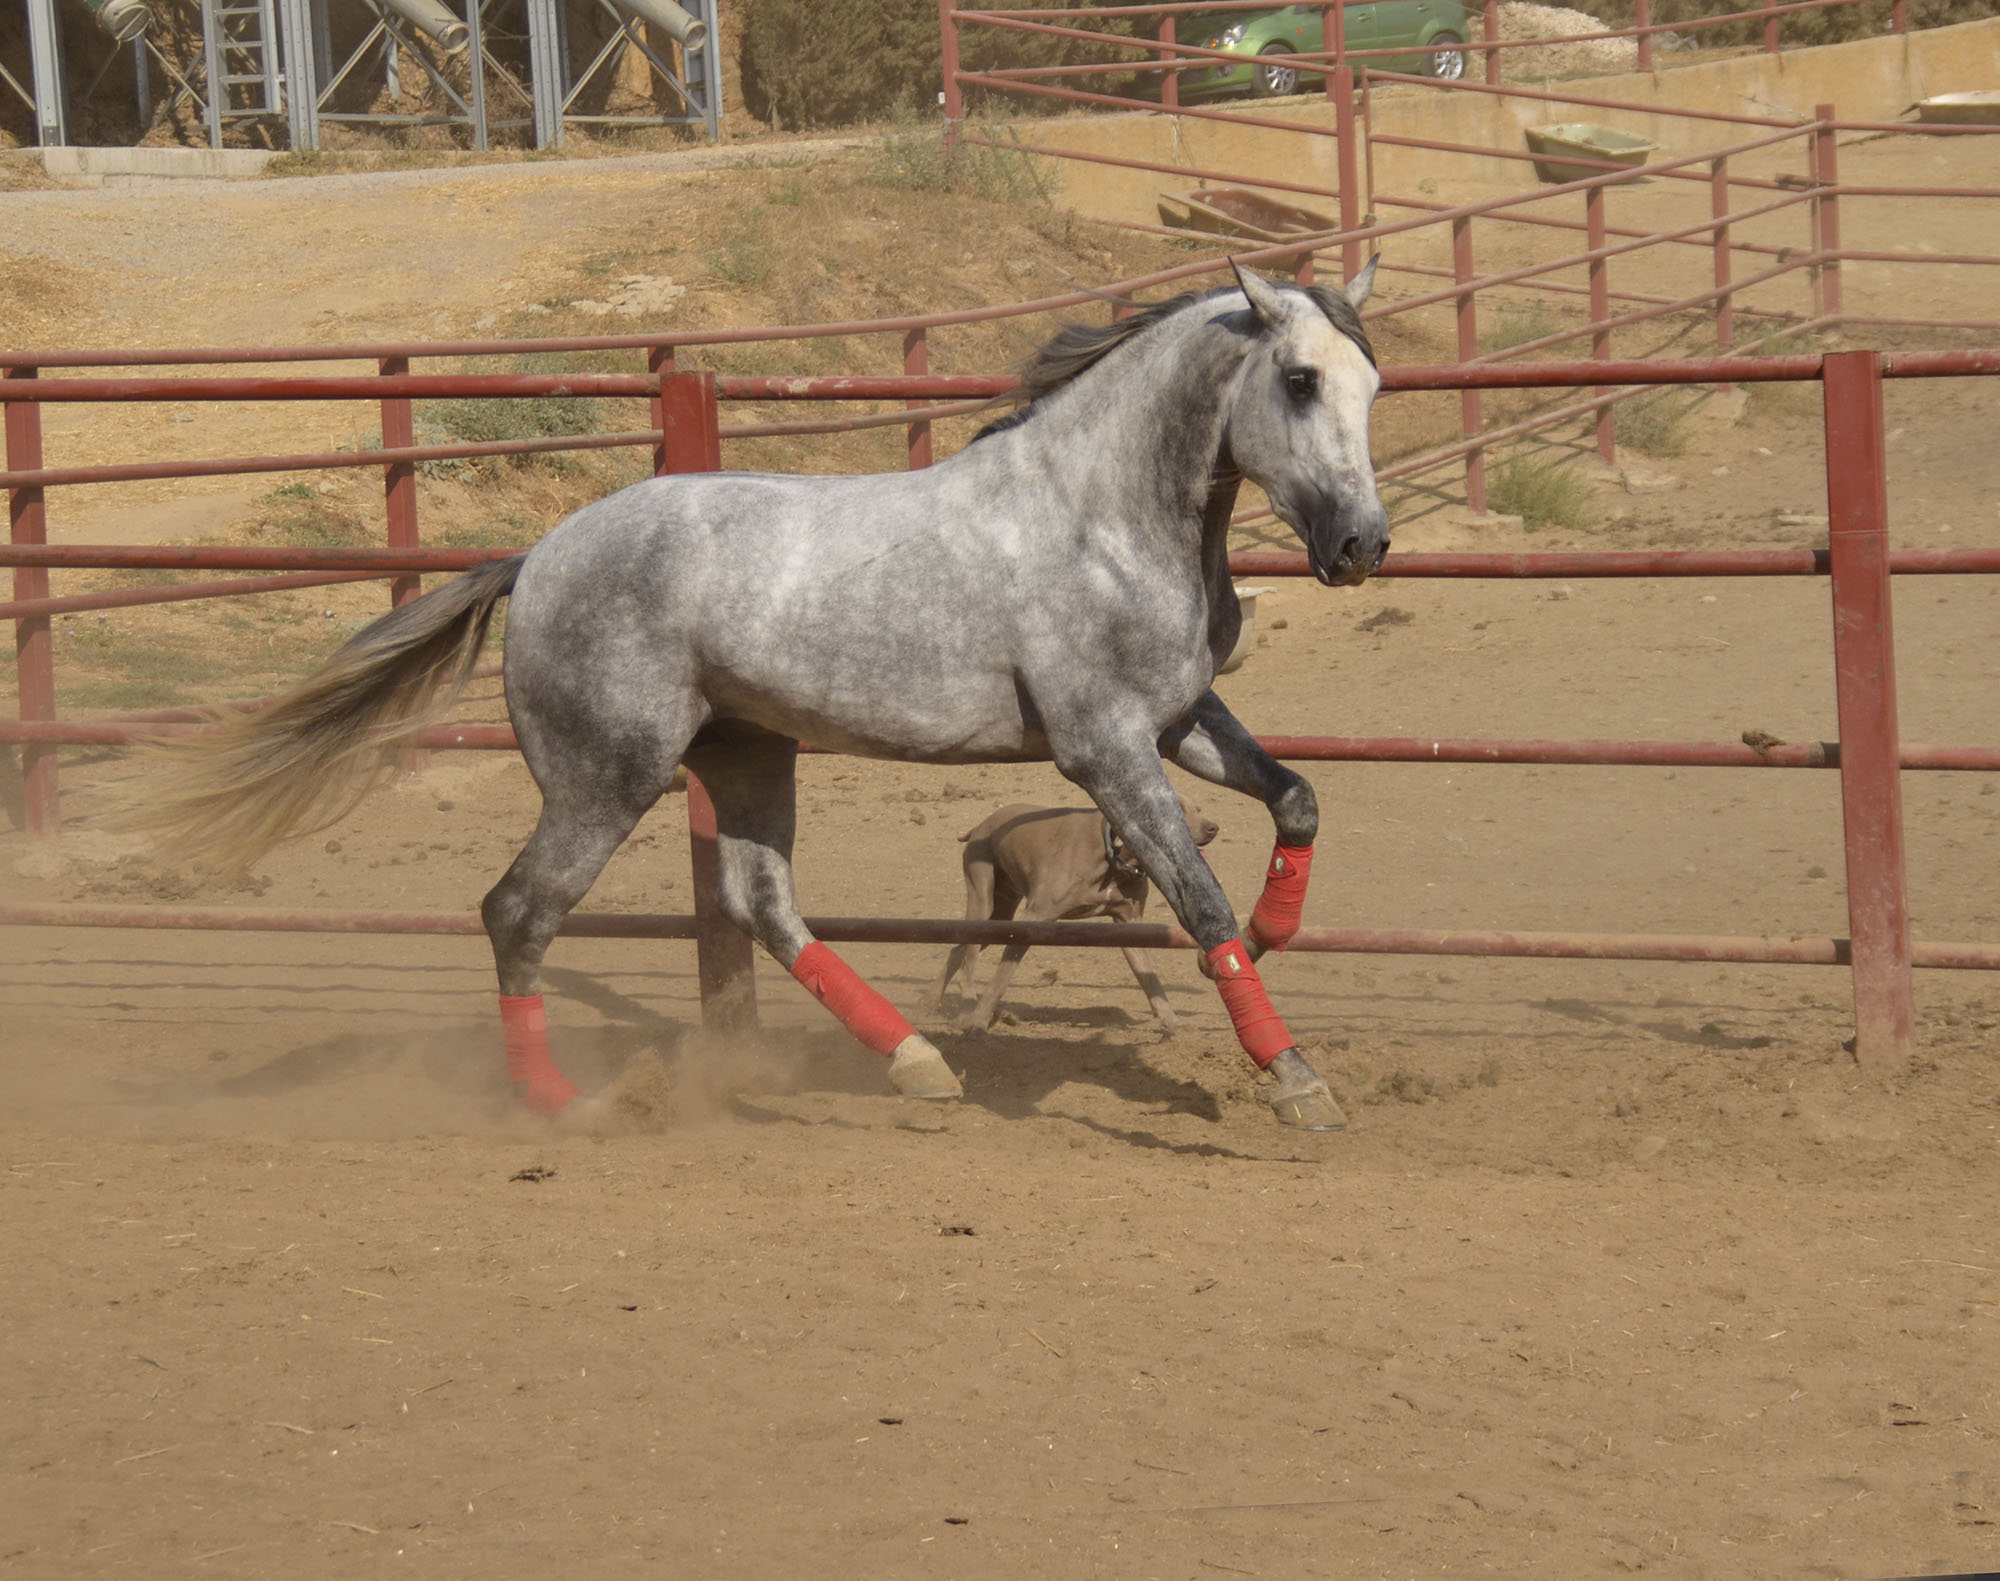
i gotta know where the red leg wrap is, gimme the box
[1247,841,1315,953]
[790,941,916,1057]
[1205,940,1295,1068]
[500,994,579,1116]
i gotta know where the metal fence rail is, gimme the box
[5,343,1999,1069]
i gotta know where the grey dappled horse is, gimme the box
[144,261,1389,1130]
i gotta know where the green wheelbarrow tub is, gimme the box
[1525,123,1662,184]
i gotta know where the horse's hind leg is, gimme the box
[481,790,663,1114]
[686,731,962,1101]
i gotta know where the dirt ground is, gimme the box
[2,131,1998,1580]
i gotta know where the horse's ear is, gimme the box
[1230,258,1289,328]
[1344,255,1380,311]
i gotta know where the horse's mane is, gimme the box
[974,278,1375,442]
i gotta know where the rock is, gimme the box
[1619,462,1681,493]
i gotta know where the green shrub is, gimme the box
[703,224,777,287]
[253,484,372,546]
[1612,392,1694,457]
[1478,303,1563,356]
[414,354,601,476]
[1587,0,1985,48]
[739,0,1143,130]
[1487,455,1596,531]
[859,121,1051,203]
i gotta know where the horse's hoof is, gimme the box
[513,1073,581,1118]
[888,1034,963,1100]
[552,1093,618,1135]
[1265,1048,1348,1132]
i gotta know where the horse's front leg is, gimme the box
[1160,691,1318,963]
[1056,734,1343,1131]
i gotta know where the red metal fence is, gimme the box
[7,12,1999,1060]
[941,0,2000,512]
[5,340,2000,1068]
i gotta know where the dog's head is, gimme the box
[1106,794,1218,876]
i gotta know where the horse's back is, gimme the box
[503,466,1051,763]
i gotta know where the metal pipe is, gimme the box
[80,0,152,41]
[0,428,658,492]
[1823,350,1913,1065]
[613,0,705,50]
[0,569,387,623]
[376,0,468,52]
[3,898,1994,974]
[15,542,2000,578]
[5,369,57,835]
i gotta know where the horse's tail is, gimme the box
[128,554,525,873]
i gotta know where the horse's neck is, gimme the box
[1199,466,1244,602]
[1035,319,1243,531]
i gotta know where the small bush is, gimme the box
[252,484,372,547]
[859,121,1050,203]
[1479,303,1563,356]
[1487,455,1596,531]
[703,225,777,288]
[439,515,542,550]
[415,356,601,476]
[1744,325,1821,358]
[739,0,1142,130]
[1613,392,1694,457]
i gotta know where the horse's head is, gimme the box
[1224,259,1389,588]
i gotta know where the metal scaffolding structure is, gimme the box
[2,0,720,150]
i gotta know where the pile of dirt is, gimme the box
[1498,2,1641,75]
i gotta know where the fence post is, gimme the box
[378,356,425,774]
[903,326,933,469]
[659,370,754,1032]
[1763,0,1778,55]
[1634,0,1651,72]
[1159,10,1177,110]
[1482,0,1499,85]
[1710,156,1734,377]
[939,0,962,145]
[648,342,676,475]
[1890,0,1905,31]
[1330,1,1360,281]
[1451,217,1485,515]
[378,356,420,612]
[1821,350,1913,1069]
[4,369,58,837]
[1814,103,1842,321]
[1587,184,1614,465]
[1805,118,1825,320]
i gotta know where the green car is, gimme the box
[1176,2,1471,99]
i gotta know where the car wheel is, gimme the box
[1423,32,1466,81]
[1252,42,1299,98]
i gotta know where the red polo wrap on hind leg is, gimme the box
[500,994,580,1115]
[1247,841,1315,952]
[1205,940,1294,1068]
[790,942,915,1057]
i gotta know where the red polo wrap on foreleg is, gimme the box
[790,942,916,1057]
[500,994,579,1115]
[1205,940,1294,1068]
[1248,841,1315,952]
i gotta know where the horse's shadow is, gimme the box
[100,961,1259,1155]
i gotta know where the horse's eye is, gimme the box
[1285,368,1319,402]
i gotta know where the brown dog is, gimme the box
[930,796,1219,1030]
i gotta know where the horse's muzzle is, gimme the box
[1307,502,1391,588]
